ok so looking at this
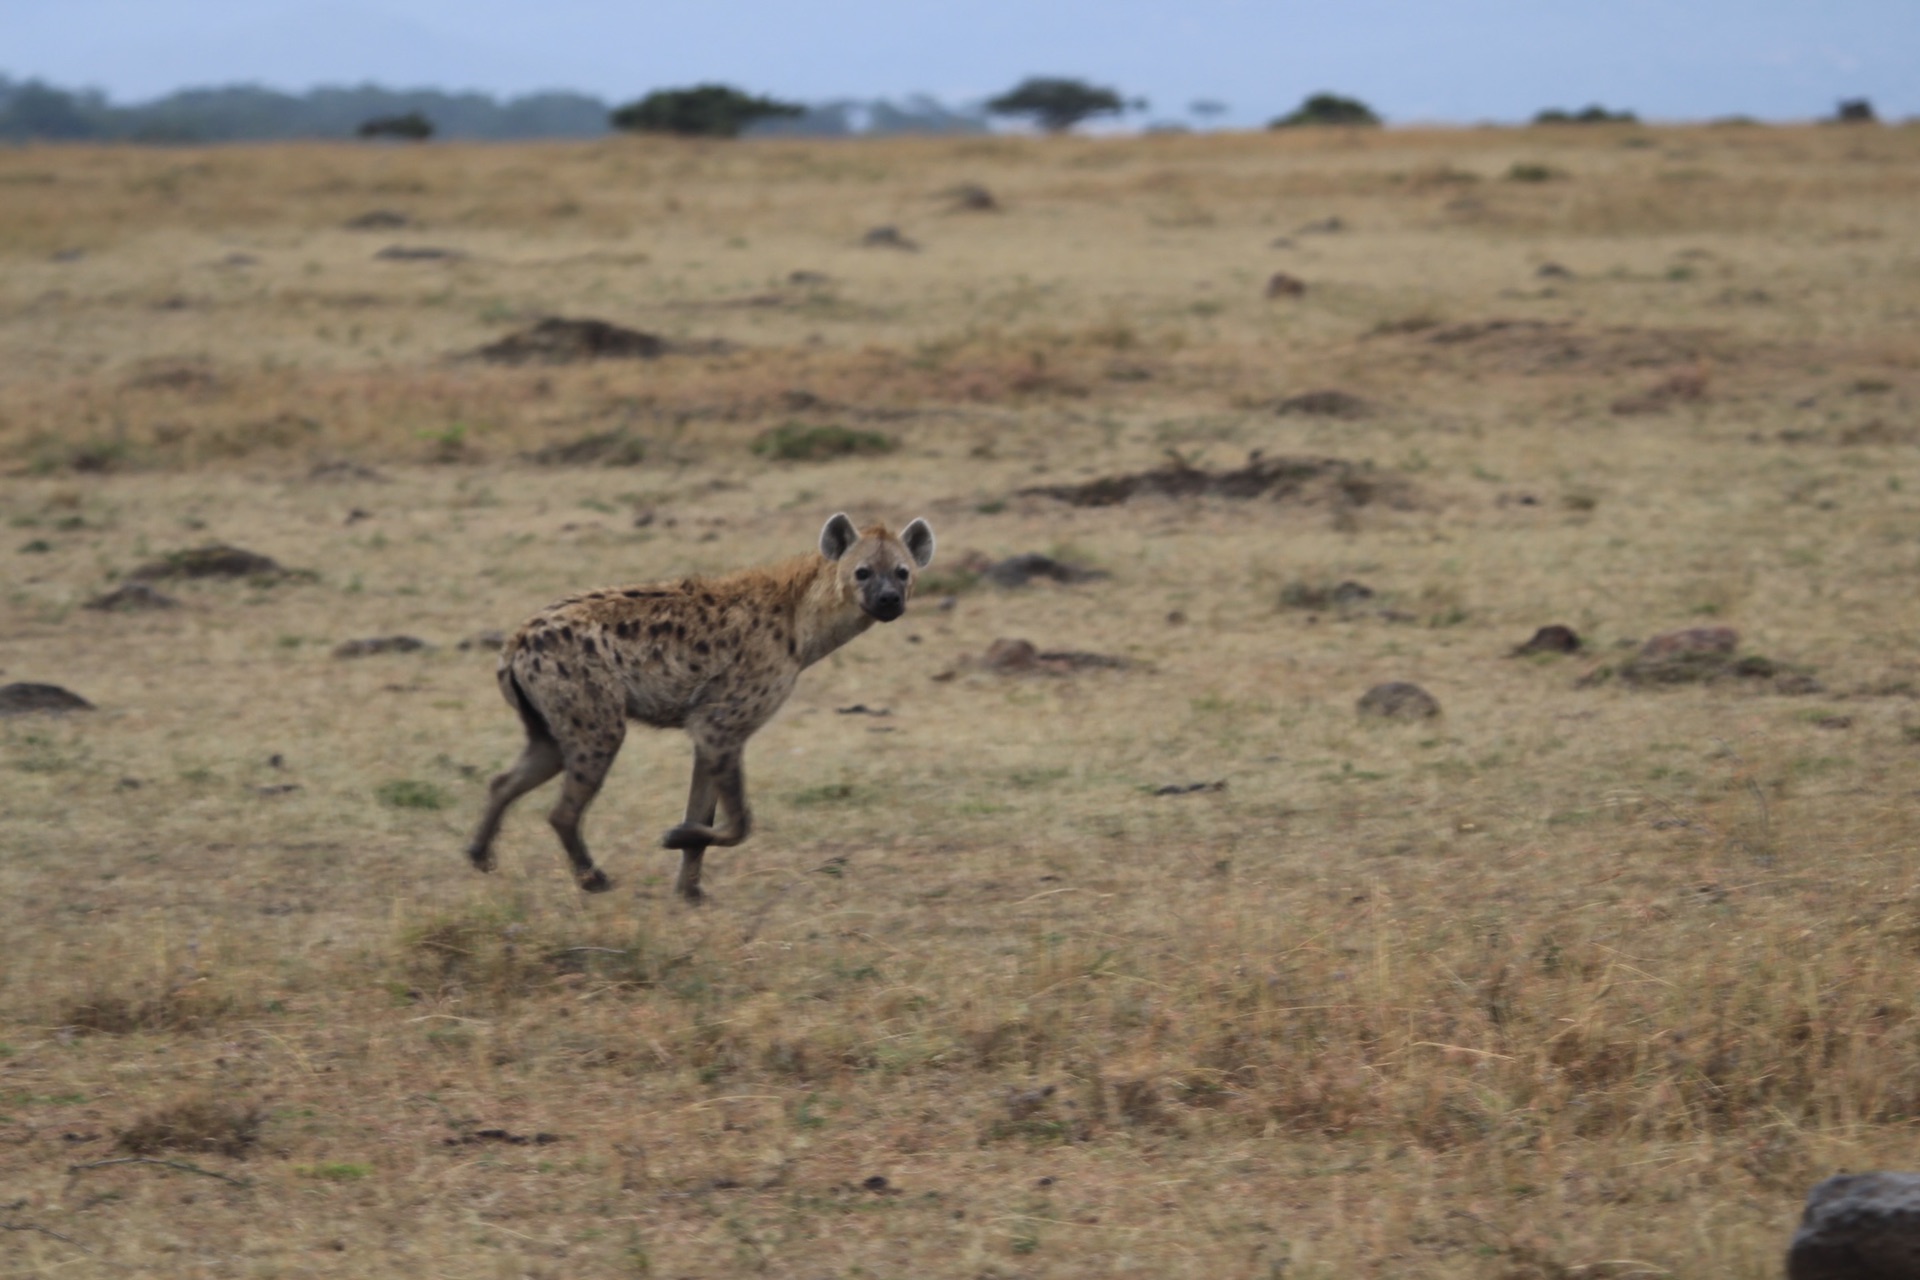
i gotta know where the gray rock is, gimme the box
[1357,681,1440,719]
[1788,1172,1920,1280]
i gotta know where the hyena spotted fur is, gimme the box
[466,513,935,901]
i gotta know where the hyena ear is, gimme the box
[901,518,935,568]
[819,512,860,561]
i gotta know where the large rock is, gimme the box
[1787,1172,1920,1280]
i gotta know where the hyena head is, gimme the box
[819,512,936,623]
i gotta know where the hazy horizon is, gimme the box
[4,0,1917,127]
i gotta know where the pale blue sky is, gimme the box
[5,0,1916,125]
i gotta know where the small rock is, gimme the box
[1152,781,1226,796]
[1536,261,1574,279]
[333,635,431,659]
[345,210,412,230]
[1276,389,1371,419]
[944,183,997,212]
[788,270,830,286]
[374,244,465,262]
[344,508,372,525]
[836,704,891,717]
[1357,681,1440,719]
[1788,1171,1920,1280]
[1265,272,1306,299]
[862,1174,892,1192]
[1297,216,1346,234]
[0,682,93,715]
[128,543,285,582]
[457,631,507,653]
[861,225,919,251]
[1514,624,1582,655]
[85,583,180,612]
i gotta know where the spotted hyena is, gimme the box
[466,513,935,901]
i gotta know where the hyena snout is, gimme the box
[866,586,906,622]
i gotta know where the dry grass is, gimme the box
[2,122,1920,1277]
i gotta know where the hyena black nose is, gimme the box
[873,589,904,620]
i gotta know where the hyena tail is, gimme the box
[500,663,557,746]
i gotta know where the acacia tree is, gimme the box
[985,77,1126,133]
[610,84,803,138]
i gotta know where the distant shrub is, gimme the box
[1534,105,1637,125]
[1833,98,1877,124]
[1506,162,1563,183]
[377,779,448,810]
[1270,93,1380,128]
[357,112,433,141]
[750,423,896,462]
[610,85,802,138]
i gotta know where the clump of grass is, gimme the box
[1506,162,1563,183]
[750,423,896,462]
[62,984,237,1035]
[117,1096,262,1158]
[376,779,448,810]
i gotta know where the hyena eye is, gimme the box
[854,567,872,581]
[894,566,910,581]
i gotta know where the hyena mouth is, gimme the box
[866,596,906,623]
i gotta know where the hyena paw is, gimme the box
[661,824,708,851]
[467,844,496,873]
[578,868,614,893]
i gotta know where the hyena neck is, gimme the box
[792,562,876,668]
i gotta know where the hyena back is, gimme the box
[466,513,935,901]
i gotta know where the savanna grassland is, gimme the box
[3,121,1920,1278]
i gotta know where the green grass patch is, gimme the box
[377,779,450,810]
[751,423,896,462]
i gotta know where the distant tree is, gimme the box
[357,111,433,140]
[1533,104,1638,125]
[1188,99,1229,122]
[0,79,106,141]
[1269,93,1380,128]
[985,77,1126,133]
[609,84,802,138]
[1834,98,1877,123]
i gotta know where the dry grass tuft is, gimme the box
[116,1096,263,1158]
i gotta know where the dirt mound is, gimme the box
[1357,681,1440,719]
[0,682,93,715]
[128,544,286,582]
[85,583,180,612]
[1277,389,1371,418]
[981,553,1109,588]
[982,638,1130,675]
[468,318,669,366]
[1391,318,1731,376]
[333,635,431,659]
[1021,454,1410,509]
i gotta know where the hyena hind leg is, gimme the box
[467,736,562,873]
[548,754,620,894]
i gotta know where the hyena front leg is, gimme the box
[664,745,754,900]
[667,749,719,903]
